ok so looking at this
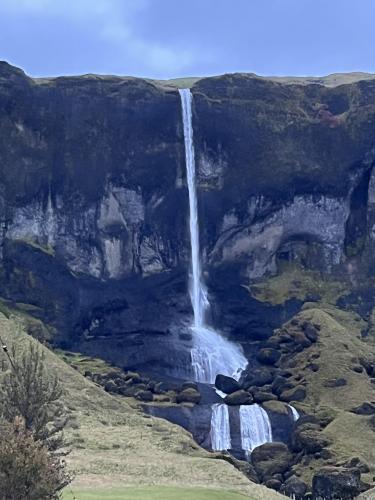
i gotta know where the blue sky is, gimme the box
[0,0,374,78]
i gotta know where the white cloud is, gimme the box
[0,0,195,76]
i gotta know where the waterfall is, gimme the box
[210,403,231,451]
[239,404,273,456]
[288,404,300,421]
[179,88,248,384]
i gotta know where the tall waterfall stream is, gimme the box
[179,88,273,456]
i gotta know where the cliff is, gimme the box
[1,62,375,354]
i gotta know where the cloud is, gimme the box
[0,0,195,76]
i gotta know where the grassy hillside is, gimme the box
[62,486,254,500]
[0,312,283,499]
[279,304,375,485]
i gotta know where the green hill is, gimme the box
[0,312,282,499]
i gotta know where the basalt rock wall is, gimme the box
[1,62,375,368]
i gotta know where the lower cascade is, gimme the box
[239,404,273,457]
[210,403,231,451]
[289,404,300,421]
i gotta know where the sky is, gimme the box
[0,0,374,79]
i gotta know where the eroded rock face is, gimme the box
[1,62,375,362]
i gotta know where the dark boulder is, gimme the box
[302,322,319,343]
[251,442,293,481]
[224,390,253,406]
[324,377,347,388]
[243,367,275,388]
[312,466,361,499]
[280,385,306,402]
[252,390,278,404]
[256,348,281,366]
[181,381,199,391]
[280,475,308,499]
[359,357,375,376]
[352,364,364,373]
[272,375,294,396]
[262,400,290,416]
[215,374,241,394]
[104,380,119,393]
[351,402,375,415]
[135,390,154,402]
[293,423,330,454]
[176,388,201,404]
[264,478,282,491]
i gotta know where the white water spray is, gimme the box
[288,404,300,421]
[239,404,273,456]
[210,403,231,451]
[179,88,247,384]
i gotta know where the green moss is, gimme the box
[17,238,55,256]
[279,306,375,485]
[151,77,202,89]
[55,350,119,376]
[345,235,367,258]
[249,263,349,306]
[0,297,53,342]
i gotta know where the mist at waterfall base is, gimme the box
[179,88,275,457]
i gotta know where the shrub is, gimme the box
[0,342,66,451]
[0,416,71,499]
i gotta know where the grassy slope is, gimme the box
[0,313,283,499]
[284,305,375,484]
[63,486,253,500]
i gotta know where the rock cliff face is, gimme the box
[1,62,375,370]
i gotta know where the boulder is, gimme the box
[344,457,370,474]
[135,390,154,402]
[224,390,253,406]
[262,400,290,417]
[293,424,330,453]
[280,385,306,402]
[215,374,241,394]
[293,331,312,348]
[104,380,119,393]
[256,348,281,366]
[272,375,294,396]
[181,381,199,391]
[251,442,293,481]
[264,478,282,491]
[176,388,201,404]
[245,368,274,387]
[302,322,319,342]
[280,475,308,499]
[359,357,375,376]
[352,364,364,374]
[119,385,139,397]
[351,402,375,415]
[312,466,361,499]
[253,390,278,403]
[324,377,347,388]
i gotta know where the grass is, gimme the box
[0,313,283,499]
[249,263,349,305]
[279,305,375,485]
[55,349,120,376]
[63,486,253,500]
